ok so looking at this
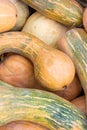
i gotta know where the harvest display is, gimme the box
[0,0,87,130]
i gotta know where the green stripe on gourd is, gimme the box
[0,81,87,130]
[58,28,87,113]
[65,29,87,92]
[22,0,83,27]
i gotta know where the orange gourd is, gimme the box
[0,54,35,88]
[0,121,48,130]
[0,0,17,33]
[0,32,75,91]
[71,96,86,114]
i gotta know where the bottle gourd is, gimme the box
[0,31,75,91]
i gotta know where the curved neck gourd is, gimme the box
[0,81,87,130]
[0,31,75,91]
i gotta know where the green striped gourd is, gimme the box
[58,28,87,113]
[22,0,83,27]
[0,31,75,91]
[0,80,87,130]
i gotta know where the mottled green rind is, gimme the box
[64,28,87,93]
[0,81,87,130]
[22,0,83,27]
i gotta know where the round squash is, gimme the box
[0,121,48,130]
[10,0,29,31]
[0,0,17,33]
[0,54,35,88]
[22,12,68,48]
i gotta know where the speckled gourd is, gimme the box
[57,28,87,113]
[22,0,83,27]
[0,81,86,130]
[0,31,75,91]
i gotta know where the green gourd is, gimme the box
[57,28,87,113]
[22,0,83,27]
[0,31,75,91]
[0,80,86,130]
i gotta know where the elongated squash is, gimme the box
[0,80,87,130]
[57,28,87,113]
[22,0,83,27]
[71,96,86,114]
[0,31,75,91]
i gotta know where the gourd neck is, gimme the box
[24,38,45,62]
[0,32,45,63]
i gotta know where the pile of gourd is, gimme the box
[0,0,87,130]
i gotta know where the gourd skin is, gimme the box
[0,54,35,88]
[0,32,75,91]
[0,81,87,130]
[0,121,49,130]
[83,8,87,32]
[22,0,83,27]
[57,28,87,112]
[54,75,82,101]
[71,96,86,114]
[0,0,17,33]
[10,0,29,31]
[22,12,67,48]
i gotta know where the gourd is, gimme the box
[22,12,67,48]
[83,8,87,32]
[22,0,83,27]
[71,96,86,114]
[0,0,17,33]
[54,74,82,101]
[57,28,87,113]
[10,0,29,31]
[0,80,87,130]
[0,31,75,91]
[0,121,48,130]
[0,54,35,88]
